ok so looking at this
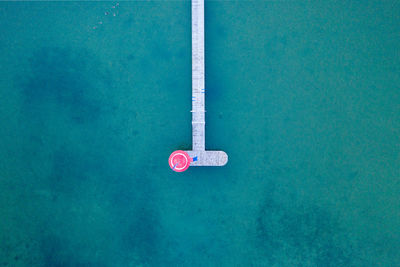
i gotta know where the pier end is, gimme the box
[185,150,228,167]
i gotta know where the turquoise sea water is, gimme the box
[0,1,399,266]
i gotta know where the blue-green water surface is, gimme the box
[0,1,399,266]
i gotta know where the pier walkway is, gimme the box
[169,0,228,171]
[184,0,228,167]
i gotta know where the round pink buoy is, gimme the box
[169,150,192,172]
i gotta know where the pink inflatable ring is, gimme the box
[169,150,192,172]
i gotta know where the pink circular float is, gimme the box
[169,150,192,172]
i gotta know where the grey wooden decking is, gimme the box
[184,0,228,167]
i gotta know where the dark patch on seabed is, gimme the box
[19,47,111,124]
[256,197,355,266]
[108,170,165,266]
[49,147,92,195]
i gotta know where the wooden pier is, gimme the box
[184,0,228,167]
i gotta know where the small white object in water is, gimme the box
[113,13,116,17]
[99,21,103,24]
